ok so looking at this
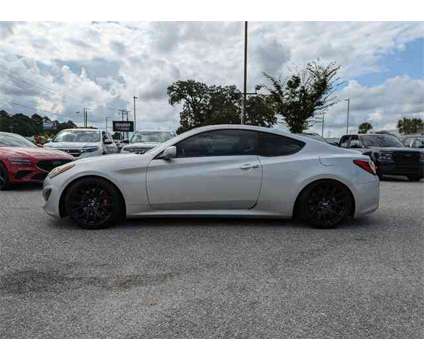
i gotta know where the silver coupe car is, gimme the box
[42,125,379,229]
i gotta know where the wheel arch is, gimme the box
[59,175,126,218]
[292,178,356,219]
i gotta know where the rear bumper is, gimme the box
[354,179,380,217]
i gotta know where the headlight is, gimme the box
[81,146,99,153]
[9,157,32,165]
[378,152,393,161]
[48,163,75,179]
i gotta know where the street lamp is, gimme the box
[344,98,350,135]
[241,21,248,124]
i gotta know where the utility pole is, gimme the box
[118,109,129,140]
[345,98,350,134]
[118,109,127,121]
[105,116,109,132]
[321,113,325,137]
[133,96,138,131]
[241,21,248,124]
[83,107,89,128]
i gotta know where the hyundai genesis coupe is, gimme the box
[42,125,380,229]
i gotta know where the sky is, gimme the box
[0,21,423,137]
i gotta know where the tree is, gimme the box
[258,61,341,133]
[358,122,373,134]
[397,117,423,135]
[167,80,277,134]
[0,109,77,137]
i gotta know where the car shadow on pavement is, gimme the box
[2,183,43,191]
[46,214,382,232]
[380,175,422,182]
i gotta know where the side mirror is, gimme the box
[161,146,177,160]
[122,139,129,144]
[103,139,113,145]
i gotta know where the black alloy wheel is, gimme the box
[0,163,10,190]
[64,177,124,229]
[298,180,353,228]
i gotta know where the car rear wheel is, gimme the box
[0,163,10,190]
[297,180,353,228]
[64,177,125,229]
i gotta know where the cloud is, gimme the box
[310,76,424,137]
[0,21,422,135]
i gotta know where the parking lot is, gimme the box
[0,179,423,338]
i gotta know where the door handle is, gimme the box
[240,163,259,170]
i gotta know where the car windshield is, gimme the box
[0,133,37,148]
[361,135,403,147]
[130,131,173,143]
[411,137,424,148]
[53,130,100,143]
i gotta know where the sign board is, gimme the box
[113,121,134,132]
[43,118,57,130]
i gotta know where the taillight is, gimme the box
[353,159,377,175]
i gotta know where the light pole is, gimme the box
[241,21,248,124]
[344,98,350,134]
[75,111,80,123]
[105,116,109,132]
[133,96,138,131]
[321,113,325,137]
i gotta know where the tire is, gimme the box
[407,175,422,182]
[0,162,10,190]
[64,177,125,229]
[297,180,353,229]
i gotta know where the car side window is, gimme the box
[339,136,350,148]
[350,137,363,148]
[175,130,257,158]
[257,132,304,157]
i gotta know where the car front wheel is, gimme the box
[64,177,125,229]
[297,180,353,228]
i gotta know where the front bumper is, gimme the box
[42,177,62,218]
[378,162,424,177]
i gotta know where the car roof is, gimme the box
[60,128,99,132]
[177,124,317,144]
[0,131,25,137]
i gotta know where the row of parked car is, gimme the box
[0,127,423,191]
[305,132,424,181]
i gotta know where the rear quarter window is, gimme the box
[258,132,305,157]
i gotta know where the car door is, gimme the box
[146,129,262,210]
[102,132,117,154]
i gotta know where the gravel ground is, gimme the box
[0,178,423,338]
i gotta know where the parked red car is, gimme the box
[0,131,74,190]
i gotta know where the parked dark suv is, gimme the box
[339,134,424,181]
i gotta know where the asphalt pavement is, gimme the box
[0,178,423,338]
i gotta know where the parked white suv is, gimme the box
[44,128,118,158]
[121,130,175,154]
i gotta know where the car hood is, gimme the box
[45,142,100,149]
[0,146,74,159]
[74,152,139,165]
[124,142,160,149]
